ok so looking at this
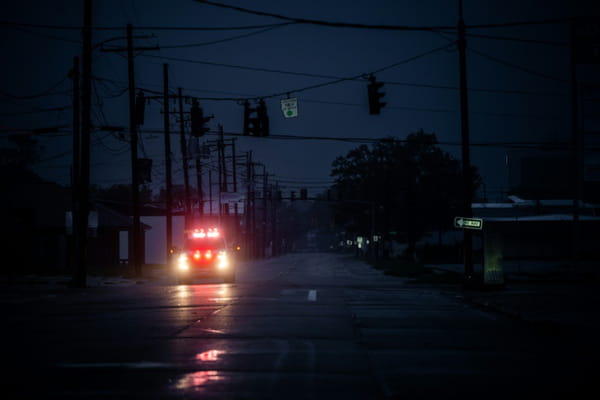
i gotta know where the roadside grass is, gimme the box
[369,258,463,284]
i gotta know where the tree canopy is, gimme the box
[330,129,481,249]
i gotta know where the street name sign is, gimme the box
[281,98,298,118]
[454,216,483,230]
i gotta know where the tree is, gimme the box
[330,129,481,258]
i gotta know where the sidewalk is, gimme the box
[0,264,170,287]
[428,261,600,331]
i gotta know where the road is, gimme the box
[2,252,596,399]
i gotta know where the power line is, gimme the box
[0,106,71,117]
[141,42,454,100]
[242,43,456,99]
[0,20,296,31]
[195,0,572,31]
[467,46,569,84]
[9,25,81,45]
[462,32,568,47]
[139,52,566,98]
[0,74,71,99]
[158,24,292,49]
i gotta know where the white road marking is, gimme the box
[308,289,317,301]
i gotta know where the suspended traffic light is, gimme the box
[367,75,386,115]
[190,98,211,137]
[243,99,269,136]
[257,99,269,137]
[243,100,257,136]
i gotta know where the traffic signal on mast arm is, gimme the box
[190,98,211,137]
[367,75,386,115]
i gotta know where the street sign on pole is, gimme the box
[280,98,298,118]
[454,216,483,230]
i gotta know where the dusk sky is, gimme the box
[1,0,598,200]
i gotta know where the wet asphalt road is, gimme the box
[2,252,597,399]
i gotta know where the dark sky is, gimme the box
[1,0,598,201]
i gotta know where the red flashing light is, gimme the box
[190,228,220,239]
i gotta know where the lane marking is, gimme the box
[308,290,317,302]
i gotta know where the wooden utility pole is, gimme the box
[231,139,237,192]
[209,169,213,215]
[126,24,143,277]
[163,64,173,261]
[70,56,80,280]
[178,88,191,228]
[458,0,474,283]
[195,153,204,218]
[100,28,158,277]
[73,0,92,288]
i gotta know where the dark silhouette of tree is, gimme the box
[330,129,482,258]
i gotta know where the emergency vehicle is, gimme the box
[174,227,235,284]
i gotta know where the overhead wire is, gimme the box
[194,0,572,30]
[467,46,569,84]
[0,20,298,32]
[158,23,293,49]
[0,74,71,99]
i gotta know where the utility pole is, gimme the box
[245,151,253,259]
[262,169,268,258]
[217,127,223,218]
[178,88,191,228]
[73,0,92,288]
[458,0,474,284]
[163,64,173,262]
[231,139,237,192]
[209,169,213,216]
[195,148,203,219]
[70,56,80,279]
[100,27,158,277]
[271,181,278,256]
[126,24,142,278]
[219,126,227,192]
[570,21,582,270]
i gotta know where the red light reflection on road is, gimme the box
[174,370,222,391]
[195,349,225,362]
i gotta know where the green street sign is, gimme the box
[454,216,483,230]
[280,98,298,118]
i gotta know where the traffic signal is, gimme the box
[243,99,269,136]
[135,91,145,125]
[243,100,257,136]
[367,75,386,115]
[256,99,269,137]
[190,98,211,137]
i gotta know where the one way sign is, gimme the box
[454,216,483,230]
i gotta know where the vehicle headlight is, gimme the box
[178,254,189,270]
[217,251,229,269]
